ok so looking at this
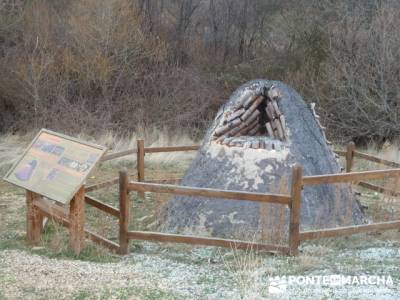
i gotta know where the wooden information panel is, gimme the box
[3,129,107,204]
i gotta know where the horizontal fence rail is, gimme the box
[354,151,400,168]
[127,231,289,254]
[144,145,199,153]
[300,220,400,241]
[100,145,199,162]
[357,181,400,197]
[128,181,292,205]
[86,178,120,192]
[333,150,347,156]
[85,195,120,218]
[302,169,400,185]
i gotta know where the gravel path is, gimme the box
[1,244,400,299]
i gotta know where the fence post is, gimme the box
[119,170,129,254]
[137,139,145,199]
[26,190,43,245]
[346,141,356,173]
[289,164,302,256]
[69,186,85,254]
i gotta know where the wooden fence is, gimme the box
[27,140,400,255]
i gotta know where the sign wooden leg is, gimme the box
[69,186,85,254]
[26,190,43,245]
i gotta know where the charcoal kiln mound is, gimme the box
[160,80,364,240]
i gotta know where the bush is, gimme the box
[0,0,399,143]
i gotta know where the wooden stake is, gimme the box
[272,100,281,116]
[137,139,145,199]
[69,186,85,254]
[274,119,285,141]
[346,142,355,173]
[265,122,274,138]
[119,170,129,255]
[214,118,242,136]
[248,126,260,136]
[226,108,245,122]
[26,191,43,245]
[279,115,286,132]
[240,96,264,122]
[234,118,259,137]
[289,165,302,256]
[266,102,276,119]
[244,95,263,109]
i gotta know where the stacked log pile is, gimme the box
[212,93,287,148]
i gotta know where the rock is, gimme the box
[160,80,364,240]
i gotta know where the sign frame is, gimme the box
[3,128,107,204]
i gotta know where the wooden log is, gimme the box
[302,168,400,186]
[221,137,231,145]
[345,141,355,173]
[233,90,254,110]
[127,230,289,254]
[226,108,245,122]
[299,220,400,241]
[240,96,264,122]
[274,119,284,141]
[265,106,274,121]
[26,191,43,245]
[231,140,244,147]
[248,126,260,136]
[224,111,260,138]
[119,171,129,255]
[69,186,85,254]
[265,122,274,138]
[289,165,302,256]
[280,115,286,132]
[234,117,259,137]
[272,100,281,116]
[85,195,120,218]
[215,135,227,144]
[214,118,242,136]
[268,85,280,100]
[244,95,263,109]
[266,102,276,120]
[137,139,145,199]
[128,181,291,205]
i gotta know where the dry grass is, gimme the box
[221,244,270,299]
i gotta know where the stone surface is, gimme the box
[160,80,363,240]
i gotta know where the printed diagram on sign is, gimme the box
[3,129,106,204]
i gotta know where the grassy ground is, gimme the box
[0,137,400,299]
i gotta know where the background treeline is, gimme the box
[0,0,399,142]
